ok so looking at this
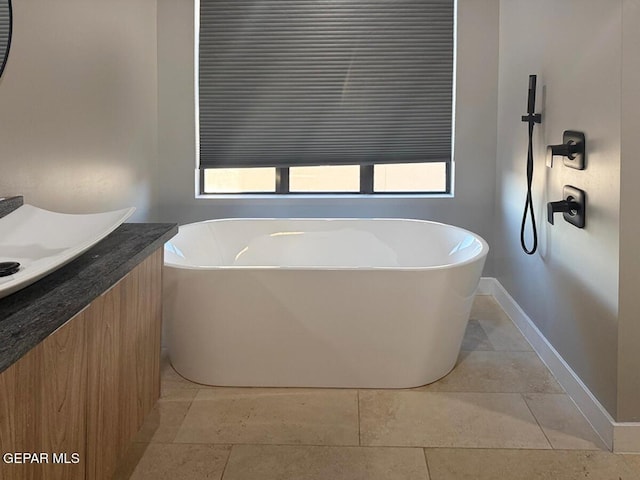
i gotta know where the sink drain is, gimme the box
[0,262,20,277]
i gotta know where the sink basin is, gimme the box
[0,204,135,299]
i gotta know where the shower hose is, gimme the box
[520,118,537,255]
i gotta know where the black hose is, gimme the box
[520,119,538,255]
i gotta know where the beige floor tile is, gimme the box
[160,387,199,402]
[359,390,550,449]
[222,445,429,480]
[426,448,640,480]
[470,295,505,319]
[112,443,150,480]
[133,393,196,443]
[174,388,359,446]
[414,351,563,393]
[471,296,533,351]
[123,444,230,480]
[461,319,494,351]
[524,393,606,450]
[624,454,640,474]
[161,350,203,390]
[161,376,203,393]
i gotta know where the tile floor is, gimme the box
[113,296,640,479]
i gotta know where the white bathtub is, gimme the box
[163,218,488,388]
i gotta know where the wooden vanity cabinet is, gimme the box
[0,249,163,480]
[0,310,87,480]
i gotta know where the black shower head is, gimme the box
[527,74,537,115]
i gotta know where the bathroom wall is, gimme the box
[617,0,640,422]
[495,0,639,420]
[155,0,500,273]
[0,0,158,221]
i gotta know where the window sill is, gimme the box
[195,193,454,200]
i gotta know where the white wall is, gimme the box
[0,0,158,221]
[495,0,626,418]
[617,0,640,422]
[155,0,500,273]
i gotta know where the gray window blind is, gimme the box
[198,0,454,169]
[0,2,10,73]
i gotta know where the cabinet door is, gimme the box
[0,313,87,480]
[85,250,162,480]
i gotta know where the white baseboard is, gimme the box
[479,277,640,453]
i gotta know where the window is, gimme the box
[197,0,454,195]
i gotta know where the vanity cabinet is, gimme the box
[86,249,162,478]
[0,308,87,480]
[0,249,163,480]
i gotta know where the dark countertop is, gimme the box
[0,196,24,218]
[0,222,178,374]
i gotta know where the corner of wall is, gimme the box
[494,0,623,419]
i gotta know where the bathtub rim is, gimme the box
[164,217,489,272]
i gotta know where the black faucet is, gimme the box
[547,186,586,228]
[547,200,580,225]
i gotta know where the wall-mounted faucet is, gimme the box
[546,131,586,169]
[547,185,586,228]
[547,200,580,224]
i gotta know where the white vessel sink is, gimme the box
[0,204,135,299]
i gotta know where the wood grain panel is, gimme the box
[136,250,162,421]
[38,316,87,480]
[0,358,17,473]
[86,251,163,480]
[85,287,120,479]
[0,313,86,480]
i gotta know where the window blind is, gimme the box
[0,2,10,73]
[198,0,454,169]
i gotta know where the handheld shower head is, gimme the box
[522,74,542,124]
[527,75,537,114]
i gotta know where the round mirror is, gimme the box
[0,0,12,78]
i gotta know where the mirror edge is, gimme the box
[0,0,12,79]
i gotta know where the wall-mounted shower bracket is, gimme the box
[547,185,585,228]
[546,131,586,169]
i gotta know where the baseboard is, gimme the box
[480,277,640,453]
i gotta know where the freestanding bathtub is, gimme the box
[163,218,488,388]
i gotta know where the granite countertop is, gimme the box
[0,196,24,218]
[0,220,178,374]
